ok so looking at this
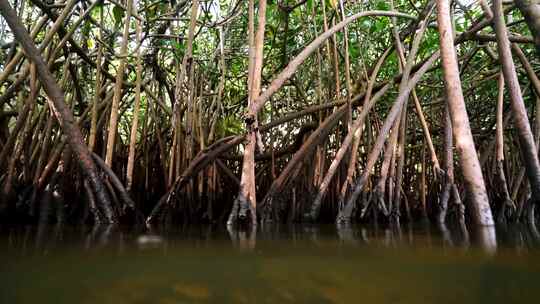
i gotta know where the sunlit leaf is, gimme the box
[329,0,338,10]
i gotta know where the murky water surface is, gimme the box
[1,223,539,303]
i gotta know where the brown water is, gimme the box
[1,223,539,304]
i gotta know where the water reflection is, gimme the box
[475,226,497,255]
[2,222,540,254]
[227,225,256,250]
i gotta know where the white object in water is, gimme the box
[136,234,163,246]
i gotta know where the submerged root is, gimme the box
[228,194,257,227]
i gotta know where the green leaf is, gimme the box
[113,5,125,26]
[171,40,185,60]
[374,19,387,33]
[147,6,156,19]
[349,44,359,59]
[91,2,103,18]
[307,0,314,11]
[375,1,390,11]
